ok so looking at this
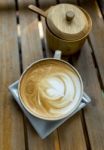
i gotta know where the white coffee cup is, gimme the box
[18,50,90,121]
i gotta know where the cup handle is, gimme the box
[82,92,91,104]
[54,50,62,59]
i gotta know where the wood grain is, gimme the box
[58,113,87,150]
[79,0,104,89]
[0,0,25,150]
[18,0,60,149]
[72,40,104,150]
[18,0,43,70]
[39,1,87,150]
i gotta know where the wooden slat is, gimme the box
[59,0,77,4]
[18,0,43,69]
[39,0,56,9]
[27,125,60,150]
[18,0,60,149]
[0,0,25,150]
[72,40,104,150]
[79,0,104,88]
[58,113,87,150]
[39,1,87,150]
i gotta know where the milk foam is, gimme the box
[20,60,82,118]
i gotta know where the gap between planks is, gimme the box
[15,0,23,73]
[87,37,104,90]
[97,0,104,17]
[15,0,28,149]
[33,0,48,58]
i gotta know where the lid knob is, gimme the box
[66,11,75,22]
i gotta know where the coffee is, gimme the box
[19,59,82,119]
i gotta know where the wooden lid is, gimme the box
[47,4,89,41]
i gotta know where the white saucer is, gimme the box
[9,80,91,139]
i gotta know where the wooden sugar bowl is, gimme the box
[29,4,92,55]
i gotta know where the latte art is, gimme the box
[38,73,75,109]
[20,60,82,119]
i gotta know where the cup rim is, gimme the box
[18,58,83,121]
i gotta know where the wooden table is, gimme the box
[0,0,104,149]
